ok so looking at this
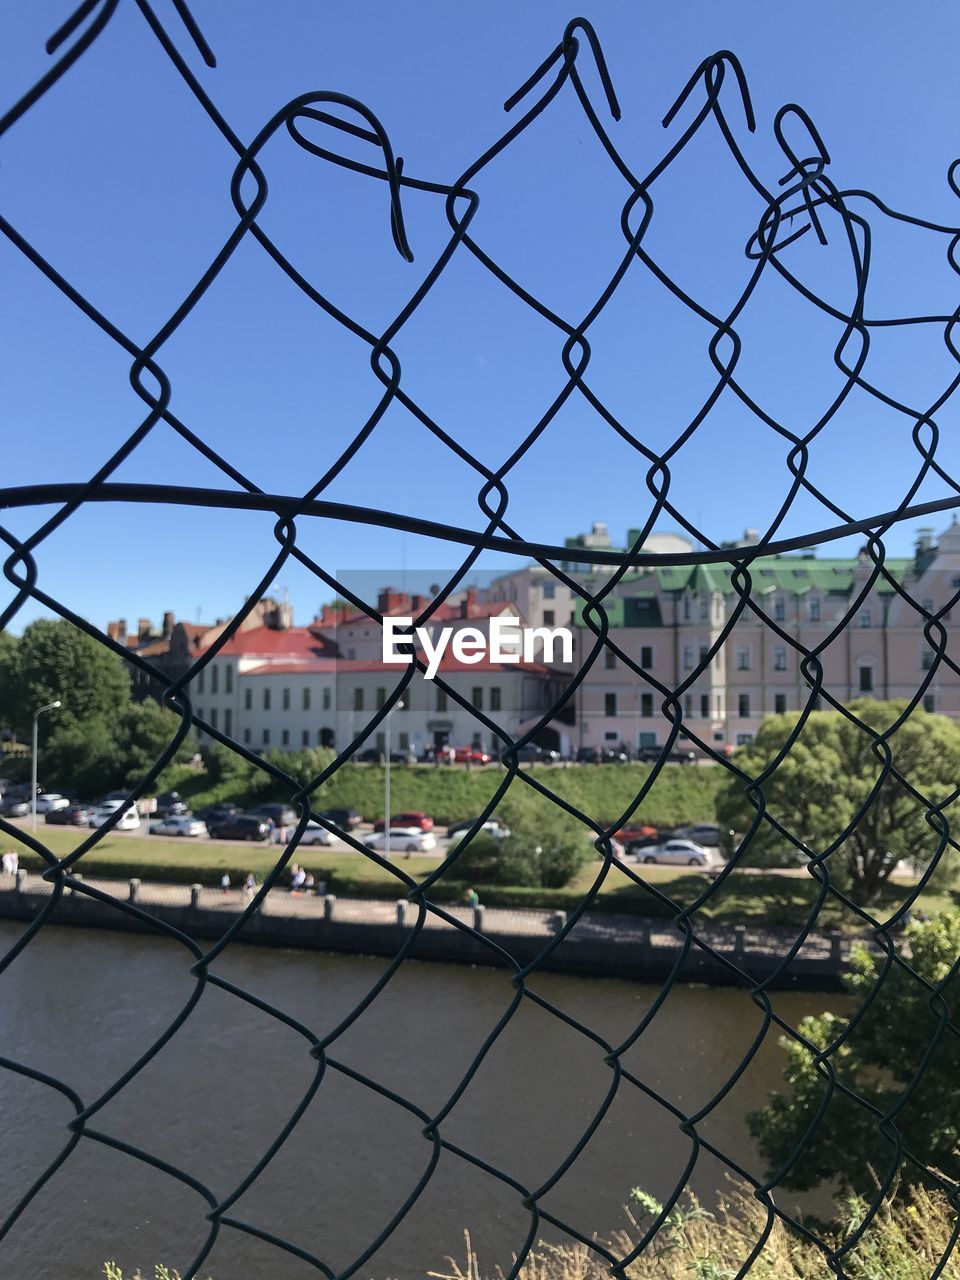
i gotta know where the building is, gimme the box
[572,520,960,755]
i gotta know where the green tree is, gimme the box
[716,700,960,904]
[749,914,960,1191]
[1,618,130,739]
[452,798,591,889]
[115,699,196,789]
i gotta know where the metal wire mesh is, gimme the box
[1,5,959,1277]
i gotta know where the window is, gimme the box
[209,707,218,730]
[196,707,204,722]
[683,597,691,621]
[281,728,290,746]
[683,645,695,670]
[700,693,710,719]
[225,665,233,695]
[699,645,709,665]
[263,687,271,710]
[302,686,311,711]
[952,576,960,590]
[244,687,252,711]
[211,666,219,694]
[858,665,873,693]
[243,728,251,745]
[736,645,751,670]
[472,687,483,709]
[773,597,785,621]
[322,687,331,710]
[858,610,871,628]
[302,729,310,746]
[490,687,501,712]
[543,609,555,626]
[738,693,751,718]
[641,692,653,717]
[197,668,205,695]
[640,645,653,667]
[376,687,386,710]
[224,708,232,736]
[605,692,617,717]
[542,581,556,599]
[435,688,447,713]
[604,648,616,669]
[282,687,291,711]
[700,597,709,620]
[922,649,934,671]
[684,693,693,717]
[736,732,754,746]
[262,728,270,746]
[399,732,409,751]
[924,693,936,713]
[809,597,821,622]
[353,688,364,712]
[773,645,787,671]
[774,693,787,714]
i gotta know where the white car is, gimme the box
[300,820,336,847]
[365,827,438,854]
[150,815,206,838]
[89,801,141,831]
[35,793,70,814]
[635,838,722,868]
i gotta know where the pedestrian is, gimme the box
[244,872,257,899]
[220,872,231,895]
[1,851,12,876]
[465,887,479,910]
[304,872,315,891]
[290,866,307,894]
[278,823,289,846]
[315,878,327,897]
[7,850,18,877]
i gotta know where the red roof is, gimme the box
[205,625,337,660]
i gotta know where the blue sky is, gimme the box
[2,1,960,632]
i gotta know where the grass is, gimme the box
[101,1181,960,1278]
[6,826,956,930]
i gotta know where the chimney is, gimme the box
[162,610,174,638]
[117,618,127,643]
[411,593,424,613]
[107,621,119,641]
[915,528,934,556]
[138,617,151,641]
[377,587,409,615]
[460,587,478,619]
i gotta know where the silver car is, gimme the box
[149,815,207,838]
[635,839,722,868]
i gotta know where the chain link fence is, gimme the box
[1,5,959,1277]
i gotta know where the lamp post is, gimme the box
[31,699,61,830]
[383,697,405,859]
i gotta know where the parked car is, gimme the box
[150,815,207,838]
[513,743,561,764]
[34,793,70,814]
[365,828,438,854]
[255,803,298,828]
[299,820,335,846]
[446,815,510,840]
[45,803,92,826]
[635,839,722,868]
[614,822,660,853]
[88,802,141,831]
[599,748,629,764]
[675,824,721,847]
[207,814,272,841]
[154,790,189,817]
[636,746,697,765]
[576,746,602,763]
[199,802,238,825]
[316,807,361,830]
[0,797,31,817]
[373,811,434,833]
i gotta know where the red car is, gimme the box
[452,746,492,764]
[373,811,434,833]
[613,822,659,847]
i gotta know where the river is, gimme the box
[0,922,841,1279]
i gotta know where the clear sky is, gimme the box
[2,1,960,632]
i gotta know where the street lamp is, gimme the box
[31,699,61,830]
[384,696,405,859]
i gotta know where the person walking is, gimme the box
[220,872,231,895]
[243,872,257,900]
[465,887,479,910]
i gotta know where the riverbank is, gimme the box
[0,871,853,989]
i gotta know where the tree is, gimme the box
[451,798,591,889]
[749,914,960,1191]
[716,700,960,904]
[1,618,130,739]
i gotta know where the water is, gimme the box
[0,922,840,1279]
